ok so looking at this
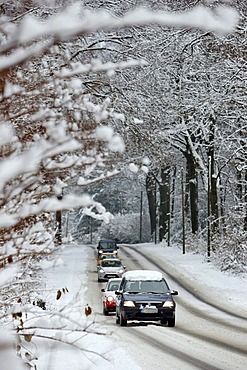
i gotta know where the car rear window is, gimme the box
[101,260,122,268]
[99,241,116,249]
[108,282,121,291]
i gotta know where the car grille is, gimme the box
[134,301,163,308]
[105,274,119,279]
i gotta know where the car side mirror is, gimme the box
[123,266,126,269]
[115,290,122,295]
[101,288,105,292]
[170,290,178,296]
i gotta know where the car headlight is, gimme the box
[118,269,124,274]
[123,300,135,307]
[113,250,117,254]
[99,250,103,254]
[99,269,105,273]
[163,300,175,309]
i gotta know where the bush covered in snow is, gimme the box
[211,229,247,275]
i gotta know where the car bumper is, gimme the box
[98,273,123,281]
[105,302,116,312]
[121,307,175,321]
[98,251,118,258]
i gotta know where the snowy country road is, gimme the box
[86,244,247,370]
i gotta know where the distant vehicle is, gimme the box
[115,270,178,327]
[97,239,119,258]
[97,252,118,268]
[98,258,126,282]
[101,278,122,315]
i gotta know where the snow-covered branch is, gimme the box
[0,4,239,72]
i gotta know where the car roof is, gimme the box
[122,270,163,281]
[99,239,116,243]
[101,258,121,262]
[101,252,116,255]
[107,278,122,283]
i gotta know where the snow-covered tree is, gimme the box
[103,0,246,245]
[0,0,240,368]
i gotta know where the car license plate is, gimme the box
[142,305,158,314]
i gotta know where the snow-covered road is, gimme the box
[30,242,246,370]
[87,243,247,370]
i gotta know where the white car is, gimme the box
[98,258,126,282]
[101,278,122,315]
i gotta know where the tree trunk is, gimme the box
[245,170,247,231]
[159,167,170,242]
[239,122,247,231]
[185,168,190,218]
[218,175,225,231]
[146,172,156,238]
[55,210,62,245]
[55,193,63,245]
[183,137,199,234]
[186,151,199,234]
[208,114,219,233]
[170,167,176,220]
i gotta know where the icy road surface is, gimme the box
[35,243,246,370]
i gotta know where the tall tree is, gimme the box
[159,167,171,242]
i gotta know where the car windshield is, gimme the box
[101,260,122,268]
[124,280,169,293]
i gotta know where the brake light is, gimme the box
[106,296,114,302]
[105,295,116,307]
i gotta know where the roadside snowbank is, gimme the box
[137,243,247,316]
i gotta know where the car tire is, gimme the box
[167,317,175,327]
[103,305,108,316]
[160,318,166,325]
[119,313,127,327]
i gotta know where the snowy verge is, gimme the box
[126,243,247,317]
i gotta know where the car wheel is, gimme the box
[119,313,127,327]
[167,317,175,327]
[103,305,108,316]
[160,318,166,325]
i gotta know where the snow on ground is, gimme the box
[139,242,246,314]
[29,241,246,369]
[32,243,140,370]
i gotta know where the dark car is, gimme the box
[97,239,119,258]
[115,270,178,327]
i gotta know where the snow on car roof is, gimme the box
[102,258,121,262]
[122,270,163,281]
